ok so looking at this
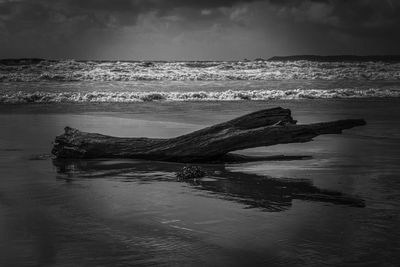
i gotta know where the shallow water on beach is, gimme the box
[1,99,400,266]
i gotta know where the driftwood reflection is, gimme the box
[53,158,365,212]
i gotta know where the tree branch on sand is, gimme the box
[52,107,366,162]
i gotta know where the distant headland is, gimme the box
[267,55,400,62]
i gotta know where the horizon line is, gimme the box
[2,54,400,62]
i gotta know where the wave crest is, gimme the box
[1,60,400,81]
[1,88,399,103]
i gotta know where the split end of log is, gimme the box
[311,119,366,134]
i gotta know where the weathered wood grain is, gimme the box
[52,107,366,162]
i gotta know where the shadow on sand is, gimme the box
[53,156,365,212]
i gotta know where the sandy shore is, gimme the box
[1,99,400,266]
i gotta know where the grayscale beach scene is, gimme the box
[1,1,400,266]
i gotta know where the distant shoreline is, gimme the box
[267,55,400,62]
[1,55,400,64]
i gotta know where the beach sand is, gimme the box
[1,99,400,266]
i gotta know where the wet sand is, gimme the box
[1,99,400,266]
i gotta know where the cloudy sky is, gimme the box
[0,0,399,60]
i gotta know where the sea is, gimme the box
[1,59,400,266]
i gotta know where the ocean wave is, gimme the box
[1,60,400,81]
[1,88,399,103]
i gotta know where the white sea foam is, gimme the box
[1,60,400,81]
[1,88,399,103]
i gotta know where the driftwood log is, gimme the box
[52,107,366,162]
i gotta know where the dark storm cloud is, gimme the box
[268,0,400,30]
[264,0,400,53]
[0,0,259,26]
[1,0,399,32]
[0,0,262,42]
[0,0,399,59]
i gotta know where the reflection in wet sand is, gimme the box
[53,158,365,212]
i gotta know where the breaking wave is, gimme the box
[1,88,399,103]
[1,59,400,81]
